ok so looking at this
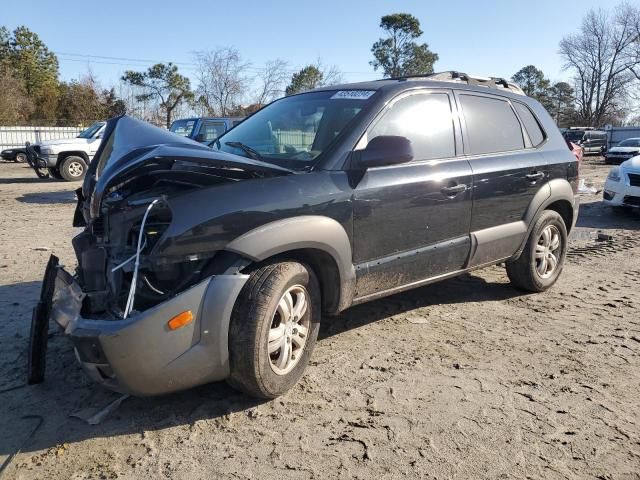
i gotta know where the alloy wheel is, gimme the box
[68,161,84,177]
[535,225,561,279]
[268,285,310,375]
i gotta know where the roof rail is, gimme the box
[384,71,526,96]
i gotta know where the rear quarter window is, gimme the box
[459,94,524,155]
[513,102,545,147]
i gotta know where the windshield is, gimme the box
[617,138,640,147]
[77,122,105,139]
[170,119,197,137]
[214,90,375,169]
[564,130,585,142]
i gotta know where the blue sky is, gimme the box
[3,0,622,87]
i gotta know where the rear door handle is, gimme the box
[441,184,467,196]
[526,172,544,181]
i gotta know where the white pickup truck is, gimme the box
[32,121,106,181]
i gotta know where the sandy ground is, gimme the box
[0,158,639,480]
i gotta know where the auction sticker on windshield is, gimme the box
[331,90,376,100]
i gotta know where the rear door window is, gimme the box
[514,102,545,147]
[458,94,524,155]
[368,92,456,161]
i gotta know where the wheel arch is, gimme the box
[225,216,356,314]
[513,178,576,260]
[56,151,90,168]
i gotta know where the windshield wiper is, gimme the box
[225,141,262,161]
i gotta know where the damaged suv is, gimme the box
[33,72,579,399]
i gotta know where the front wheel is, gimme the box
[59,155,87,182]
[506,210,568,292]
[227,261,321,399]
[15,152,27,163]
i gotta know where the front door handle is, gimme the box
[441,184,467,196]
[526,172,544,181]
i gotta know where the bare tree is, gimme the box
[559,2,640,126]
[253,59,289,106]
[194,47,250,116]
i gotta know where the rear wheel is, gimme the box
[59,155,87,182]
[506,210,568,292]
[227,261,321,399]
[15,152,27,163]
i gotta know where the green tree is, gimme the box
[101,88,127,118]
[8,26,59,122]
[122,63,193,128]
[0,70,34,124]
[285,65,323,95]
[511,65,554,110]
[56,78,105,126]
[370,13,438,77]
[548,82,577,127]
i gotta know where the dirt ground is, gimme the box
[0,158,639,480]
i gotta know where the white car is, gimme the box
[604,137,640,165]
[603,154,640,208]
[33,121,105,181]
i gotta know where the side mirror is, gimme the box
[352,135,414,169]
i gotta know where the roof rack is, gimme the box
[384,71,526,95]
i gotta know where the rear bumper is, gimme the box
[49,265,249,396]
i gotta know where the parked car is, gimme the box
[32,72,578,399]
[567,139,583,163]
[603,153,640,208]
[169,117,243,144]
[563,129,607,155]
[604,137,640,165]
[27,121,106,181]
[1,147,27,163]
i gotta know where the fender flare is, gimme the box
[225,216,356,312]
[514,178,576,259]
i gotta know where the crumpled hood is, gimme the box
[83,115,292,219]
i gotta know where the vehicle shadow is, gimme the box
[16,190,76,204]
[0,177,59,184]
[320,272,521,340]
[574,199,640,231]
[0,271,522,459]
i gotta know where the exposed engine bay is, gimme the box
[73,116,292,319]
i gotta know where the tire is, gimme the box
[47,167,63,179]
[227,261,321,399]
[506,210,568,293]
[59,155,87,182]
[15,152,27,163]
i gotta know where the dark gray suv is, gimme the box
[31,72,579,399]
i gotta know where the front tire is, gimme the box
[506,210,568,292]
[227,261,321,399]
[59,155,87,182]
[15,152,27,163]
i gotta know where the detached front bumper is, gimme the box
[40,258,249,396]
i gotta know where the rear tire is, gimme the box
[227,261,321,399]
[506,210,568,292]
[59,156,87,182]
